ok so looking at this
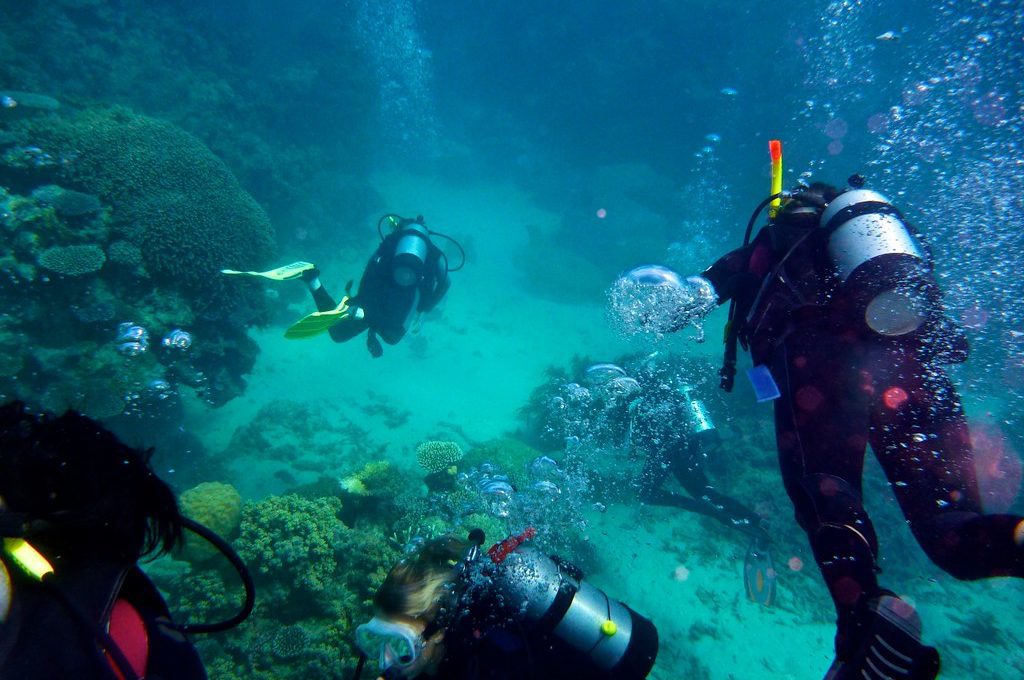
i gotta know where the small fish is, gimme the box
[876,31,900,41]
[1,96,17,108]
[720,87,738,96]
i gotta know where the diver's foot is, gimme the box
[825,594,939,680]
[300,265,321,283]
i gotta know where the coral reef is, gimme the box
[37,244,105,275]
[178,481,243,562]
[11,107,275,306]
[0,104,278,415]
[151,490,401,679]
[415,439,464,474]
[236,494,344,597]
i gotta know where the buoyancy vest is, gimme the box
[0,556,206,680]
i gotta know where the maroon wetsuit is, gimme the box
[703,223,1024,654]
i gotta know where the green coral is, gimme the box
[236,494,343,594]
[339,460,407,500]
[415,440,464,474]
[37,243,105,275]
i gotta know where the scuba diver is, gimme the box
[353,529,659,679]
[223,214,464,357]
[565,356,776,604]
[0,401,254,679]
[608,140,1024,679]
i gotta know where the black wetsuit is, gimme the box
[310,230,450,353]
[703,221,1024,651]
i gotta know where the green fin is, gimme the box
[221,261,315,281]
[284,299,350,339]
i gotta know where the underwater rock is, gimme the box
[37,244,105,276]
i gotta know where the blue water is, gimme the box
[1,1,1022,678]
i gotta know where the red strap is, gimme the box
[106,598,148,679]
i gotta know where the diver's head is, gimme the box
[358,535,470,678]
[772,182,841,229]
[0,401,182,564]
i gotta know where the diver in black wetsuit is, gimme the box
[619,355,768,541]
[615,173,1024,679]
[302,214,455,357]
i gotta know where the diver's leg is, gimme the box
[870,350,1024,579]
[301,268,341,312]
[772,334,881,657]
[669,441,766,538]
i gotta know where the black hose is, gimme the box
[721,191,786,392]
[174,517,255,634]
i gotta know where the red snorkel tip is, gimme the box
[769,140,782,162]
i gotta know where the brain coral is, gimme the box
[178,481,243,562]
[18,107,275,297]
[415,440,464,474]
[37,244,105,275]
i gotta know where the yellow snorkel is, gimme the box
[768,139,783,219]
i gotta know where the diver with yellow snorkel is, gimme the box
[609,141,1024,679]
[224,214,463,357]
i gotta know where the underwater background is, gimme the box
[1,0,1022,678]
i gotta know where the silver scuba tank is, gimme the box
[490,545,658,678]
[392,222,430,287]
[820,189,929,336]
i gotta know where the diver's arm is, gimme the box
[700,237,763,305]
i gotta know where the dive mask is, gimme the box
[355,616,425,673]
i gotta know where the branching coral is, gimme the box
[415,440,464,474]
[236,494,344,594]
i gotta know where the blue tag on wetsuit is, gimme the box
[746,365,780,403]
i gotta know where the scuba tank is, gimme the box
[391,217,431,287]
[377,213,467,288]
[487,537,659,678]
[819,188,930,336]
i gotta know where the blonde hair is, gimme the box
[374,535,470,621]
